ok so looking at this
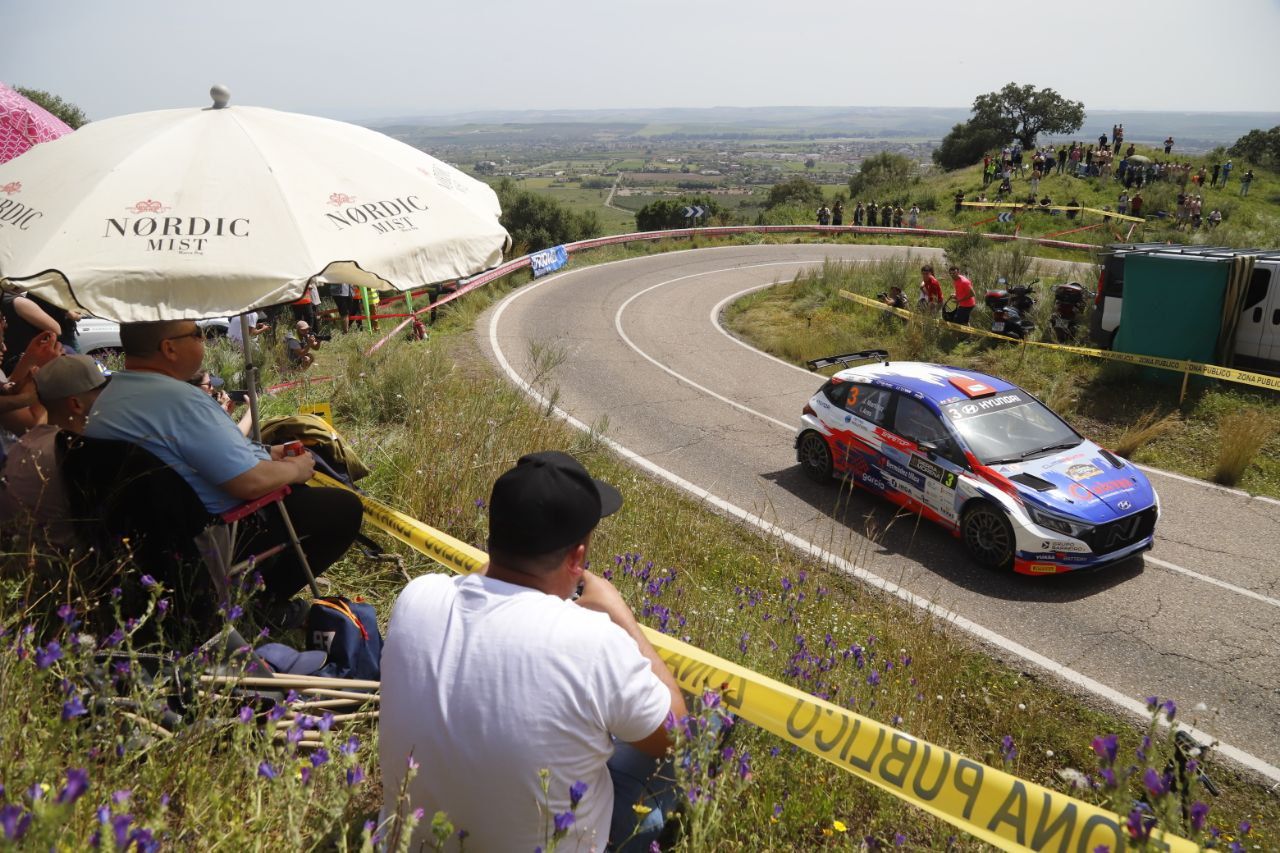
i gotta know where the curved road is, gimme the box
[479,244,1280,779]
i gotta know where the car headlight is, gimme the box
[1026,504,1094,539]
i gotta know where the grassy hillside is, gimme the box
[3,251,1276,849]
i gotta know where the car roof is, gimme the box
[830,361,1021,406]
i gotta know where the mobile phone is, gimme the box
[227,390,249,403]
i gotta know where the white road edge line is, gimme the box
[1146,555,1280,609]
[488,270,1280,785]
[614,262,812,432]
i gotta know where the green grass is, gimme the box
[723,254,1280,499]
[2,241,1276,849]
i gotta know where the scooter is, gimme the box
[1050,282,1092,344]
[984,278,1037,340]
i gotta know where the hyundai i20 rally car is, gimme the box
[795,351,1159,574]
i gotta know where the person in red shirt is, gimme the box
[919,265,943,310]
[947,266,976,325]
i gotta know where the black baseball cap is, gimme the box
[488,451,623,556]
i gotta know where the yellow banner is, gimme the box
[840,290,1280,393]
[311,472,1195,852]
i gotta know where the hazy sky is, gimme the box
[4,0,1279,122]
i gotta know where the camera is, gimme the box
[227,390,249,404]
[312,332,333,342]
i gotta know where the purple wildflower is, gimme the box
[111,814,133,848]
[57,603,76,624]
[1162,699,1177,720]
[55,768,90,805]
[1239,820,1251,835]
[346,765,365,786]
[319,712,334,733]
[140,575,156,588]
[0,805,31,841]
[738,632,749,654]
[1126,807,1154,842]
[1142,768,1171,797]
[112,790,131,805]
[257,761,277,779]
[100,629,125,649]
[310,749,330,767]
[1190,801,1209,832]
[62,695,88,721]
[553,811,575,834]
[569,780,588,808]
[34,641,63,670]
[340,735,359,756]
[237,706,253,724]
[1091,734,1119,764]
[773,803,783,818]
[266,705,286,722]
[157,599,170,616]
[1001,735,1017,763]
[867,670,880,687]
[894,833,907,847]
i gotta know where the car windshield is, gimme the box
[940,391,1080,464]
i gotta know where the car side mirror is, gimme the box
[918,440,940,459]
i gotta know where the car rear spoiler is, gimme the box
[805,350,890,372]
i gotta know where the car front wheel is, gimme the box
[798,431,833,483]
[962,503,1015,570]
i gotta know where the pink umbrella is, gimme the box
[0,83,73,164]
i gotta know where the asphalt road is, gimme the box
[479,243,1280,780]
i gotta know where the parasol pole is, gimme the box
[240,312,262,442]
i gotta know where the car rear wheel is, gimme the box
[962,503,1015,570]
[798,431,833,484]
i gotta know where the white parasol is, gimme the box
[0,86,510,322]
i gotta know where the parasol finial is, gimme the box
[210,85,231,109]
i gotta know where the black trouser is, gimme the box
[950,305,974,325]
[236,484,364,600]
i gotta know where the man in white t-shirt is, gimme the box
[379,451,687,852]
[227,311,269,353]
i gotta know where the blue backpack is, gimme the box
[305,596,383,681]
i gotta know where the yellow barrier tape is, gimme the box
[311,472,1196,851]
[840,290,1280,393]
[960,201,1145,224]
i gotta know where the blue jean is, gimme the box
[608,742,676,851]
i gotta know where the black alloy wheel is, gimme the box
[962,502,1016,570]
[798,431,833,484]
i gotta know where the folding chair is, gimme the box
[60,434,320,631]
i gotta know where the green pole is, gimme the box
[360,286,372,331]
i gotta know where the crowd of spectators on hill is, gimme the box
[817,201,921,229]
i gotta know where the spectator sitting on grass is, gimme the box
[285,321,320,370]
[379,451,687,852]
[0,354,107,553]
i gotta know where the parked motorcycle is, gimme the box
[984,277,1038,340]
[1050,281,1093,344]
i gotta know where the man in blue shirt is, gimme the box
[85,319,361,602]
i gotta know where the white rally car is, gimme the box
[795,351,1159,574]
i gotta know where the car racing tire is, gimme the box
[961,502,1016,571]
[798,431,833,484]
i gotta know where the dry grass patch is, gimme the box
[1213,409,1277,486]
[1111,409,1180,459]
